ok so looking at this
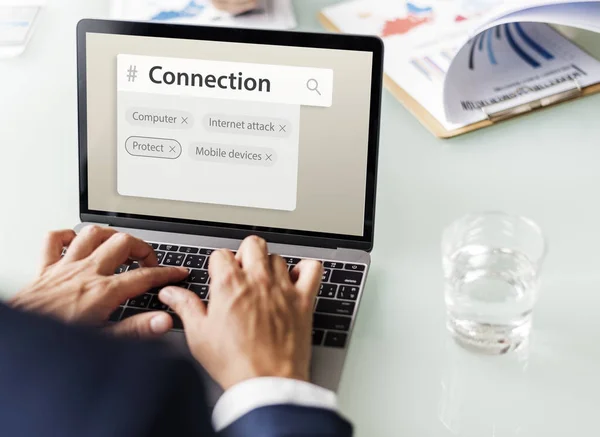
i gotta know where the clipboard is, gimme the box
[319,12,600,138]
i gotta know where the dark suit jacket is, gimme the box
[0,303,352,437]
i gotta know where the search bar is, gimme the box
[117,54,333,107]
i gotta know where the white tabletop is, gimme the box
[2,1,600,436]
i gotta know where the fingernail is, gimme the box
[177,267,190,275]
[150,313,170,334]
[160,287,173,299]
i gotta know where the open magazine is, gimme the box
[321,0,600,136]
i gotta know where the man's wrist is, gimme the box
[219,365,309,391]
[212,377,338,431]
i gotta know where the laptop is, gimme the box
[76,19,383,401]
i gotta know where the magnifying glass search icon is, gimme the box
[306,78,321,96]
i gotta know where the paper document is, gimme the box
[444,23,600,125]
[322,0,600,132]
[110,0,296,30]
[0,6,37,44]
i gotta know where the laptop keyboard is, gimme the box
[109,242,366,349]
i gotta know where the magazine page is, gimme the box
[443,21,600,125]
[471,0,600,36]
[322,0,600,131]
[321,0,505,132]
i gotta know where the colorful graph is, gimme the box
[381,1,434,37]
[406,2,433,15]
[382,15,431,37]
[468,23,554,70]
[411,48,457,81]
[151,0,205,21]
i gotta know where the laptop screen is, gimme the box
[83,30,377,240]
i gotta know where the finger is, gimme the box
[270,254,293,288]
[107,311,172,339]
[236,236,270,280]
[208,248,238,276]
[92,232,158,275]
[63,225,117,262]
[159,287,207,331]
[208,249,242,292]
[291,260,323,302]
[40,229,77,269]
[108,266,189,305]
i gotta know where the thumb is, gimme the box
[159,286,207,331]
[107,311,172,339]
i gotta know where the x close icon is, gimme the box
[279,125,286,132]
[181,117,188,124]
[265,154,273,161]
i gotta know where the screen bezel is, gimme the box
[77,19,383,251]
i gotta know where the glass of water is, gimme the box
[442,212,547,354]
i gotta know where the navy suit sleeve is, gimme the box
[221,405,353,437]
[0,303,214,437]
[0,303,353,437]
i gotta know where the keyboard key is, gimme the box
[324,332,348,348]
[148,295,169,311]
[316,299,355,316]
[183,255,206,269]
[154,251,165,264]
[283,257,301,265]
[313,314,351,332]
[189,284,209,299]
[121,307,151,320]
[109,307,124,322]
[170,314,184,330]
[148,243,159,250]
[179,246,199,254]
[129,262,140,270]
[322,269,331,282]
[337,286,359,301]
[159,244,179,252]
[319,283,337,298]
[323,261,344,269]
[199,248,215,255]
[115,265,128,274]
[344,263,366,272]
[188,269,209,284]
[330,269,363,286]
[127,293,152,309]
[163,253,185,266]
[312,329,325,346]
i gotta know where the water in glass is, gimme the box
[444,244,539,354]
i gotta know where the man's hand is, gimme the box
[159,235,323,390]
[212,0,258,15]
[10,227,189,338]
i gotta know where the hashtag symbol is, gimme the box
[126,65,138,82]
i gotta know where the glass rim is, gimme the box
[442,211,548,263]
